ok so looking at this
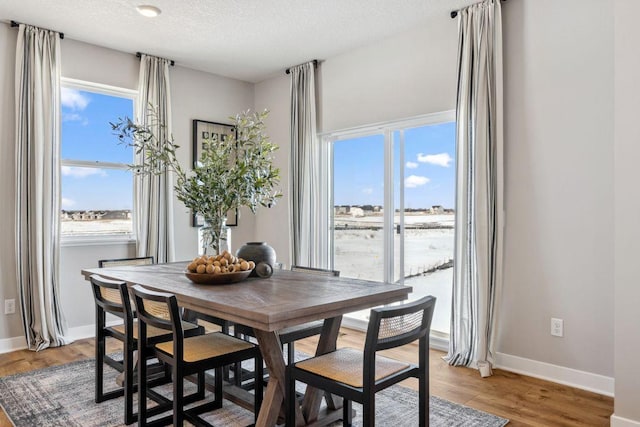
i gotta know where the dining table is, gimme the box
[81,261,411,427]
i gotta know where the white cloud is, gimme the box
[61,197,75,208]
[406,161,418,169]
[62,113,83,122]
[405,175,430,188]
[61,166,107,178]
[362,188,373,195]
[61,87,90,111]
[417,152,453,167]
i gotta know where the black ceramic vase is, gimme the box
[236,242,276,277]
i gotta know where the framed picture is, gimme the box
[191,119,238,227]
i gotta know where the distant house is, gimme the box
[429,205,444,214]
[350,207,364,217]
[335,206,348,215]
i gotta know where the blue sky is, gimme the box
[61,88,134,211]
[333,122,456,209]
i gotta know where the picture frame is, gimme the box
[191,119,238,227]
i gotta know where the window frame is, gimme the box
[322,110,455,282]
[59,78,138,246]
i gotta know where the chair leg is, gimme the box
[173,365,184,427]
[138,347,148,427]
[197,370,206,401]
[254,353,264,421]
[95,311,105,403]
[363,397,375,427]
[343,399,352,426]
[214,366,223,408]
[419,372,428,427]
[287,341,295,365]
[123,344,135,424]
[285,365,295,427]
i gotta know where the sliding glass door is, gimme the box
[332,134,385,282]
[329,112,455,334]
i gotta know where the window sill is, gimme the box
[60,235,136,247]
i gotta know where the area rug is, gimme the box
[0,357,508,426]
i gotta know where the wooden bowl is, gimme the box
[184,269,252,285]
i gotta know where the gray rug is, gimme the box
[0,357,508,426]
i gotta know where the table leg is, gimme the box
[301,316,343,423]
[253,329,305,427]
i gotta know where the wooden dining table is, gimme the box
[81,262,411,427]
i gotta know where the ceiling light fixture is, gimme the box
[136,5,161,17]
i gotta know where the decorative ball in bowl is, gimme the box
[185,251,254,285]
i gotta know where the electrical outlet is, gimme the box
[551,317,563,337]
[4,299,16,315]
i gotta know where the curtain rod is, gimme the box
[450,0,507,18]
[10,20,65,39]
[136,52,175,66]
[285,59,318,75]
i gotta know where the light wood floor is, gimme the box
[0,327,613,427]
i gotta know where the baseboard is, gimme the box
[611,414,640,427]
[67,324,99,341]
[341,315,368,331]
[495,352,614,397]
[0,336,27,354]
[0,321,117,354]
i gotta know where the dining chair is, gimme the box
[131,284,264,427]
[286,295,436,427]
[89,274,203,425]
[98,256,154,268]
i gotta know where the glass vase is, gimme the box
[199,216,230,255]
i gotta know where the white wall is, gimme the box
[613,0,640,424]
[254,0,617,392]
[0,23,20,340]
[499,0,614,377]
[253,76,292,266]
[320,17,457,132]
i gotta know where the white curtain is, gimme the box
[289,61,329,268]
[445,0,504,374]
[136,54,175,263]
[15,23,70,351]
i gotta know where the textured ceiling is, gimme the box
[1,0,478,83]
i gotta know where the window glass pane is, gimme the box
[61,168,133,236]
[61,88,133,163]
[333,134,385,282]
[401,122,455,334]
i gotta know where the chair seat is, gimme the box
[155,332,256,363]
[295,347,410,388]
[111,320,200,339]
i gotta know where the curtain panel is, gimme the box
[15,23,70,351]
[135,54,175,263]
[445,0,504,373]
[289,61,330,269]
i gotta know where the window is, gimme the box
[60,79,136,240]
[328,112,455,335]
